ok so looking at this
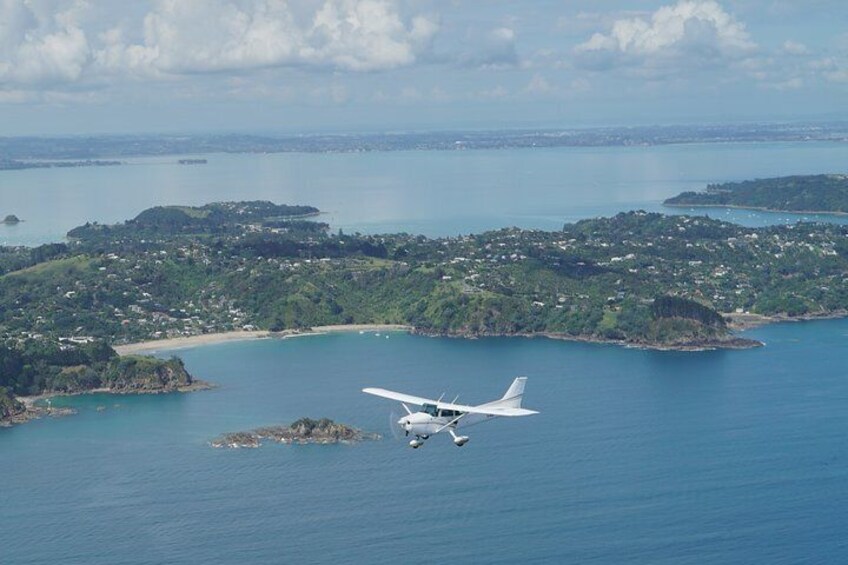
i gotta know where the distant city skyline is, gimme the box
[1,0,846,135]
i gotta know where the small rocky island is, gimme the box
[0,391,76,427]
[2,214,21,224]
[210,418,380,448]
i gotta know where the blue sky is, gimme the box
[1,0,847,135]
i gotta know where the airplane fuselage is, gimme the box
[398,409,495,437]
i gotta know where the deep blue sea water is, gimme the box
[2,141,848,563]
[2,324,848,564]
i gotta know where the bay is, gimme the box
[2,322,847,564]
[2,141,848,247]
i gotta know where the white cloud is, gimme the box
[573,1,755,72]
[476,85,509,99]
[97,0,438,75]
[811,57,848,83]
[825,70,848,83]
[400,86,421,100]
[0,0,439,89]
[524,73,553,94]
[770,77,803,90]
[458,26,519,69]
[371,84,451,104]
[568,77,591,93]
[781,40,809,56]
[0,0,92,85]
[0,89,30,103]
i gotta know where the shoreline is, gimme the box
[113,324,414,355]
[17,380,215,405]
[411,328,764,351]
[111,311,848,356]
[3,381,215,428]
[663,202,848,217]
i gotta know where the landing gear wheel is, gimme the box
[449,429,469,447]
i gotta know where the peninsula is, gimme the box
[1,199,847,382]
[0,339,208,427]
[664,174,848,214]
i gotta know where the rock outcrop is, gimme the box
[211,418,380,448]
[104,355,204,393]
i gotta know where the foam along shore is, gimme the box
[113,325,414,355]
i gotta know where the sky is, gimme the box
[0,0,847,135]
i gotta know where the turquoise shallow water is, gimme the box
[3,323,847,564]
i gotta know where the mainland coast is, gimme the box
[114,322,762,355]
[117,315,847,354]
[411,327,763,351]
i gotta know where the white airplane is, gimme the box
[362,377,538,448]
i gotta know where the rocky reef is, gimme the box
[0,387,76,427]
[210,418,380,448]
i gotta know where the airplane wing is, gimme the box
[362,388,539,417]
[362,387,436,406]
[436,400,539,417]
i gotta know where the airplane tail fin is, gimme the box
[491,377,527,408]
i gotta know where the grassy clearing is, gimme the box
[3,256,92,280]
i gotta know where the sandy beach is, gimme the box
[104,312,848,357]
[113,325,413,355]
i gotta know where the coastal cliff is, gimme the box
[0,387,24,420]
[103,355,200,393]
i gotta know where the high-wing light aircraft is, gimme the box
[362,377,538,448]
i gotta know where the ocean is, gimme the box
[3,325,847,564]
[2,141,848,564]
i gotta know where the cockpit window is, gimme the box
[422,403,438,416]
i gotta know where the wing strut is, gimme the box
[435,413,466,434]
